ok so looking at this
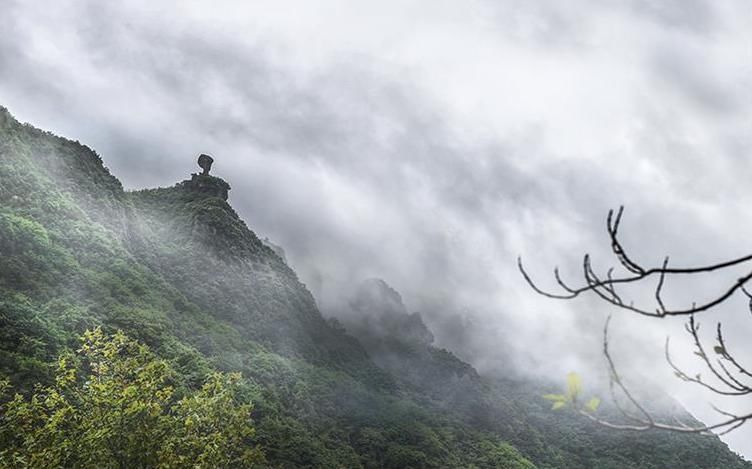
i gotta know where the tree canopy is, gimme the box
[0,328,265,468]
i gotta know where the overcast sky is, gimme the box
[2,0,751,459]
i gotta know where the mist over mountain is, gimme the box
[4,0,752,458]
[1,107,749,467]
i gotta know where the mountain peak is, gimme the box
[348,278,435,346]
[179,173,231,201]
[163,154,231,201]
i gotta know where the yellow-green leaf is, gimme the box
[585,397,601,413]
[566,372,582,399]
[542,394,566,402]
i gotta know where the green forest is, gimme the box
[0,105,749,468]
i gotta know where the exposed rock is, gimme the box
[183,174,231,201]
[177,154,231,200]
[197,153,214,175]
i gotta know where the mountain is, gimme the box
[0,106,748,468]
[335,277,752,468]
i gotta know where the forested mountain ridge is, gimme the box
[0,106,748,468]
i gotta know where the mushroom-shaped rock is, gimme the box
[197,153,214,175]
[183,154,231,201]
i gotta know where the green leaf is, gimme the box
[551,401,567,410]
[585,397,601,413]
[542,394,566,402]
[566,372,582,399]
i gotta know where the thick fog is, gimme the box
[1,0,751,459]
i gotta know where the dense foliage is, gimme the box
[0,105,748,468]
[0,329,264,468]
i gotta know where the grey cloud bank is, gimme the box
[1,0,751,459]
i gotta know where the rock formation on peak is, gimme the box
[174,154,231,201]
[197,153,214,175]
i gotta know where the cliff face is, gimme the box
[0,106,749,468]
[125,174,380,377]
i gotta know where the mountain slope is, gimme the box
[0,106,748,468]
[337,278,751,468]
[0,106,534,468]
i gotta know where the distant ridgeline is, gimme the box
[0,105,749,468]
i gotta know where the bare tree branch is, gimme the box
[522,207,752,434]
[577,317,752,434]
[518,206,752,316]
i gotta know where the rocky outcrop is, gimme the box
[173,154,231,200]
[182,173,231,201]
[197,153,214,175]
